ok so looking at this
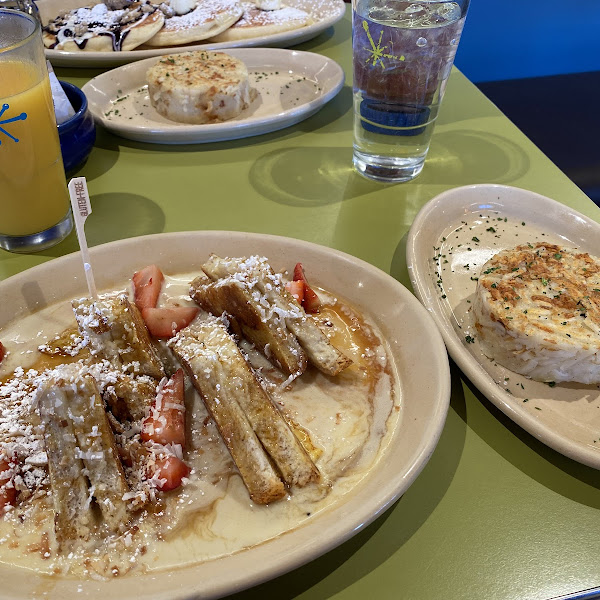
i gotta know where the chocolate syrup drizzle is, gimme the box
[44,3,150,51]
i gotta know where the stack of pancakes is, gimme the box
[43,0,313,51]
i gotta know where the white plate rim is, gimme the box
[0,230,450,599]
[42,0,346,67]
[406,183,600,469]
[81,48,345,144]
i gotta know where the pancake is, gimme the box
[144,0,242,47]
[43,1,165,52]
[208,1,311,42]
[146,51,255,124]
[474,242,600,383]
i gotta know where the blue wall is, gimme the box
[454,0,600,82]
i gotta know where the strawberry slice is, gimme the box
[293,263,307,283]
[0,342,5,365]
[141,306,198,338]
[292,262,321,314]
[0,458,17,511]
[142,369,186,447]
[153,455,190,492]
[132,265,165,311]
[285,280,304,304]
[302,287,321,314]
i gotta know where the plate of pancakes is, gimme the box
[39,0,345,66]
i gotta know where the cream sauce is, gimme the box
[0,271,401,579]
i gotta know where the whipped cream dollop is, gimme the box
[168,0,197,15]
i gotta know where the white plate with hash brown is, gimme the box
[407,183,600,470]
[0,231,449,599]
[81,47,344,143]
[40,0,345,67]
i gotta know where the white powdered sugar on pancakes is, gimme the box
[235,2,309,27]
[162,0,241,32]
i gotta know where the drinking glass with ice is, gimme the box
[352,0,470,183]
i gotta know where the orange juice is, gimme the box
[0,61,70,236]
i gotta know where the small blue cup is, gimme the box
[57,80,96,174]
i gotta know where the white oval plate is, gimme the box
[40,0,345,67]
[81,48,344,144]
[407,183,600,469]
[0,231,449,599]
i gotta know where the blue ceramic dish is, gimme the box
[57,80,96,174]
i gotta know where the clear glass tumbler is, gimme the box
[0,8,73,253]
[352,0,470,183]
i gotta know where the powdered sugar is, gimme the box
[161,0,241,32]
[235,2,310,27]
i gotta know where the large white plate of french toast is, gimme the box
[82,48,344,143]
[408,184,600,470]
[40,0,345,67]
[0,231,449,599]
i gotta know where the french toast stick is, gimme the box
[104,374,158,424]
[72,294,164,420]
[38,370,131,539]
[65,373,130,531]
[169,318,289,504]
[37,382,95,548]
[201,255,352,376]
[244,382,320,488]
[189,273,307,376]
[171,314,318,487]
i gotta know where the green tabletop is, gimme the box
[3,9,600,600]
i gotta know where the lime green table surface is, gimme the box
[3,9,600,600]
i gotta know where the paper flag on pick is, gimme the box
[68,177,97,299]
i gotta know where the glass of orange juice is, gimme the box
[0,8,73,253]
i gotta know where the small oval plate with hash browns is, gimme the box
[407,183,600,470]
[82,47,344,144]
